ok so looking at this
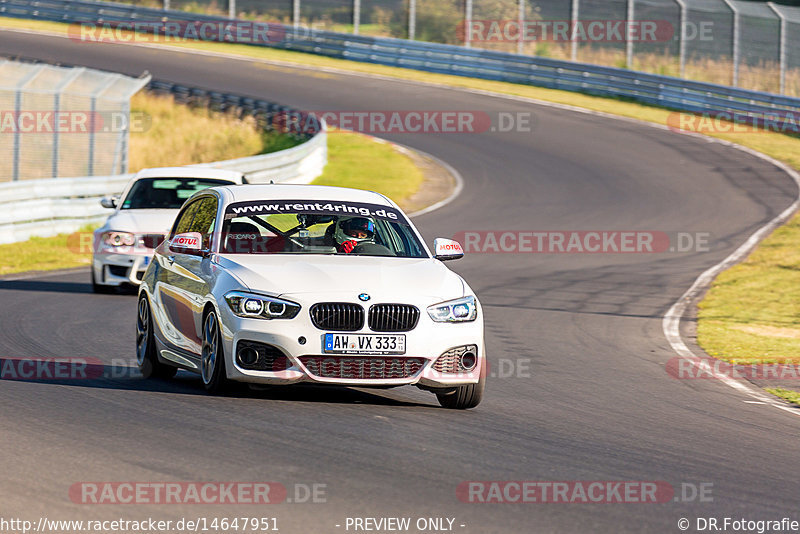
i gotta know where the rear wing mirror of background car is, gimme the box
[434,238,464,261]
[169,232,206,256]
[100,196,118,209]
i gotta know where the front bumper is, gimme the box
[217,301,485,388]
[92,251,153,287]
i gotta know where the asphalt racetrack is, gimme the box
[1,30,799,533]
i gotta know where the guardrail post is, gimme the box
[52,92,61,179]
[51,68,84,179]
[408,0,416,40]
[571,0,579,61]
[768,2,786,95]
[12,88,22,182]
[88,96,96,176]
[722,0,739,87]
[293,0,300,29]
[675,0,686,78]
[464,0,473,48]
[517,0,525,55]
[121,99,130,174]
[626,0,635,68]
[353,0,360,35]
[12,64,45,182]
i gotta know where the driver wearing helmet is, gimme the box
[334,217,375,254]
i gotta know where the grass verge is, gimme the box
[0,225,96,276]
[696,217,800,365]
[765,388,800,406]
[313,131,423,204]
[129,91,272,171]
[5,17,800,380]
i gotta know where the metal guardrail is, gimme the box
[2,0,800,128]
[0,128,328,244]
[0,61,328,244]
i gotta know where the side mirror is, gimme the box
[433,238,464,261]
[169,232,205,256]
[100,196,118,209]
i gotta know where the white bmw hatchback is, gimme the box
[137,184,485,409]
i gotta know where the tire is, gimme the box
[435,356,486,410]
[136,295,177,379]
[91,268,114,294]
[201,309,230,394]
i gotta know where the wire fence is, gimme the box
[113,0,800,96]
[0,60,149,181]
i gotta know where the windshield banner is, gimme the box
[226,200,406,223]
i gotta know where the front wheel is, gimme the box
[435,357,486,410]
[201,310,230,394]
[136,295,177,379]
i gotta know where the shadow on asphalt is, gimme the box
[0,360,434,408]
[0,278,138,295]
[0,279,96,294]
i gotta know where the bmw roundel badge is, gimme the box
[359,293,371,302]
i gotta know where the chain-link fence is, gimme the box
[0,60,150,182]
[102,1,800,95]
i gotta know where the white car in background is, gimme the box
[92,167,245,293]
[137,184,486,409]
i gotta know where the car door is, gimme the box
[165,195,219,358]
[153,197,213,358]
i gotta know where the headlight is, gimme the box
[101,231,136,247]
[225,291,301,320]
[427,296,478,323]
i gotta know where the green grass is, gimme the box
[8,17,800,369]
[129,91,274,171]
[313,131,423,204]
[0,225,96,275]
[766,387,800,406]
[697,218,800,365]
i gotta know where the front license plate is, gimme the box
[324,333,406,355]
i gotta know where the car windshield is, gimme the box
[121,178,233,210]
[221,199,428,258]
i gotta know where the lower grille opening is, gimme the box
[236,340,289,371]
[432,345,479,373]
[108,265,129,278]
[300,356,425,380]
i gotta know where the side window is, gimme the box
[189,197,218,250]
[172,201,201,237]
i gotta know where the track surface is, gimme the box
[2,32,800,533]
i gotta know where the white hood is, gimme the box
[100,209,179,234]
[216,255,466,302]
